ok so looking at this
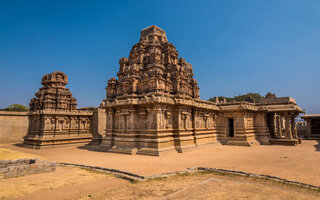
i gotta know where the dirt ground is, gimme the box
[0,166,127,200]
[0,166,319,200]
[76,171,320,200]
[1,140,319,186]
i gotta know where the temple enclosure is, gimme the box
[21,25,304,155]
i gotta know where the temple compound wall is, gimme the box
[23,71,93,149]
[99,26,303,156]
[0,111,28,144]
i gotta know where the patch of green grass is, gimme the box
[147,176,168,182]
[177,172,191,177]
[129,179,140,184]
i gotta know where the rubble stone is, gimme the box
[0,158,55,179]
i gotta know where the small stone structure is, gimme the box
[0,111,28,143]
[23,71,93,148]
[0,158,56,178]
[99,26,304,156]
[301,114,320,139]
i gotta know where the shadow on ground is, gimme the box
[77,144,106,152]
[314,140,320,152]
[13,143,24,147]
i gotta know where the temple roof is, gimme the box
[105,25,200,99]
[140,25,168,43]
[301,114,320,118]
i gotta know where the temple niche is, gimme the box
[23,71,93,149]
[99,25,304,156]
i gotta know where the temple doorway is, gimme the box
[228,118,234,137]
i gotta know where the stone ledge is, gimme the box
[0,111,28,116]
[57,162,320,191]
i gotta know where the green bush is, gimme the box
[2,104,29,112]
[208,93,264,103]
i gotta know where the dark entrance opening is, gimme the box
[311,119,320,135]
[228,118,234,137]
[266,113,275,138]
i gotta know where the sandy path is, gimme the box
[1,140,319,186]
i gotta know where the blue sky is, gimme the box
[0,0,319,114]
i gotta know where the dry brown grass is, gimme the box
[0,148,40,160]
[0,166,115,199]
[78,172,320,200]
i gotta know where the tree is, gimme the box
[208,93,264,103]
[3,104,29,112]
[232,93,264,102]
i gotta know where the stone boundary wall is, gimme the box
[297,125,307,137]
[58,163,320,191]
[0,158,56,178]
[0,111,28,144]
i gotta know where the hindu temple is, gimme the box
[23,71,93,148]
[98,25,304,155]
[23,26,304,154]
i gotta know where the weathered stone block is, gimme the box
[0,167,9,173]
[0,159,56,179]
[0,160,9,168]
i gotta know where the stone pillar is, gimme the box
[139,109,147,129]
[306,119,312,138]
[146,108,154,129]
[273,113,278,138]
[285,116,293,140]
[204,115,208,129]
[117,110,121,130]
[181,114,186,129]
[128,108,136,130]
[214,97,219,103]
[106,110,114,131]
[291,116,298,139]
[100,109,114,147]
[123,115,128,132]
[154,106,162,130]
[162,108,167,130]
[277,115,282,137]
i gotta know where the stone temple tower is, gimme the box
[100,26,303,155]
[100,25,218,155]
[105,25,200,99]
[24,71,93,148]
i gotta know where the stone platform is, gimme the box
[269,138,300,146]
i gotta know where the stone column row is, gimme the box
[272,113,298,140]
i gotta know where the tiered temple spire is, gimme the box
[29,71,77,111]
[106,25,199,99]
